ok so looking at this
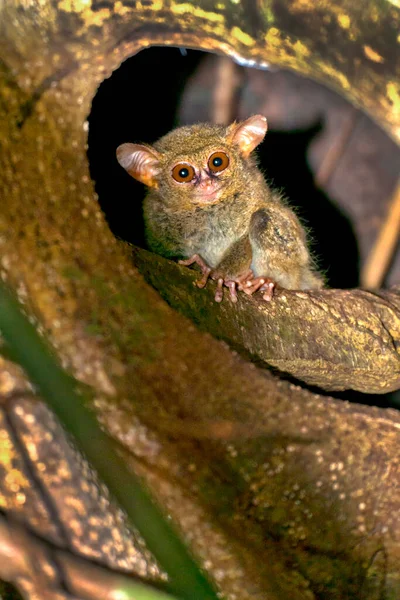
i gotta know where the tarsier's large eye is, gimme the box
[172,163,195,183]
[208,151,229,173]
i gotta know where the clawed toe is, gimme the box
[214,279,239,303]
[214,278,224,303]
[241,277,267,295]
[225,280,238,303]
[239,276,276,301]
[260,280,275,302]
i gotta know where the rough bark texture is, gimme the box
[0,1,400,599]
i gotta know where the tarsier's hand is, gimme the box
[178,254,212,289]
[179,255,275,303]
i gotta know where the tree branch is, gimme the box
[133,247,400,394]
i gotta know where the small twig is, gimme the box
[361,177,400,289]
[212,56,242,125]
[315,107,359,188]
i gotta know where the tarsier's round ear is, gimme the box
[116,143,162,188]
[227,115,268,157]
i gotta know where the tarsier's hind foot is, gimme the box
[239,275,276,301]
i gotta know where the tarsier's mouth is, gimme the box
[191,184,224,205]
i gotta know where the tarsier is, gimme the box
[117,115,323,302]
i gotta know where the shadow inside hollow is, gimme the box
[87,47,204,247]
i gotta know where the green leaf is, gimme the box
[0,281,218,600]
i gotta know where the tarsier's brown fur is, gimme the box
[117,115,323,302]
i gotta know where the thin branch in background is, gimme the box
[314,107,359,188]
[312,106,400,289]
[212,56,243,125]
[361,177,400,289]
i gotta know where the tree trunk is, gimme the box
[0,1,399,598]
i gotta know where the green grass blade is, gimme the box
[0,281,219,600]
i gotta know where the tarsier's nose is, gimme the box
[198,172,216,190]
